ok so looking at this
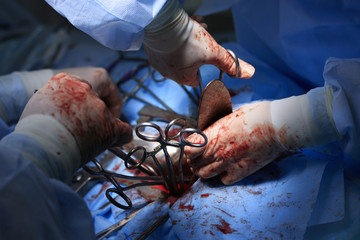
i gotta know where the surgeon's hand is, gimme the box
[185,102,286,185]
[53,67,123,117]
[185,90,341,184]
[20,73,133,164]
[143,0,255,87]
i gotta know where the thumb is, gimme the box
[111,119,133,146]
[184,133,206,160]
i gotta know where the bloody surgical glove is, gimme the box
[14,73,132,181]
[0,67,121,124]
[53,67,123,117]
[185,87,341,185]
[143,0,255,87]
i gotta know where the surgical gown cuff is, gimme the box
[45,0,168,50]
[144,0,193,52]
[6,114,80,181]
[270,87,341,150]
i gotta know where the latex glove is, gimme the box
[185,87,341,185]
[0,67,122,124]
[15,73,132,180]
[143,0,255,87]
[53,67,123,117]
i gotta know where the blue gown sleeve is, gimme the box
[44,0,169,51]
[0,70,54,126]
[0,73,28,126]
[0,119,95,239]
[323,58,360,160]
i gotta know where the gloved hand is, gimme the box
[185,87,341,185]
[0,67,122,124]
[53,67,123,117]
[143,0,255,87]
[15,73,132,180]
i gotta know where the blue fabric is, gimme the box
[0,73,28,125]
[230,0,360,91]
[43,0,188,51]
[0,118,95,239]
[45,0,168,50]
[323,58,360,160]
[228,0,360,158]
[0,118,12,139]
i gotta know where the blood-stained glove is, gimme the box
[0,67,122,124]
[53,67,124,117]
[13,73,132,181]
[143,0,255,87]
[185,87,341,185]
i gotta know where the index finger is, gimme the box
[213,46,255,79]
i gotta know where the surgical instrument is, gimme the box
[95,202,150,240]
[197,49,240,130]
[82,118,207,209]
[124,118,207,197]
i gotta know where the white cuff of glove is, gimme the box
[14,114,81,181]
[15,69,54,100]
[144,0,193,52]
[270,87,341,150]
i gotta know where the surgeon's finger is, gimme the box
[53,67,124,117]
[111,118,133,146]
[184,133,207,160]
[211,46,255,79]
[89,68,123,117]
[220,157,267,185]
[220,171,247,185]
[100,81,123,117]
[186,153,214,169]
[192,159,228,179]
[220,165,247,185]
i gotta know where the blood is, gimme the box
[204,230,215,236]
[201,193,211,198]
[179,202,194,211]
[113,163,121,172]
[152,185,169,193]
[246,189,262,195]
[211,218,237,234]
[228,89,241,97]
[214,207,235,218]
[191,136,205,144]
[167,127,182,140]
[228,85,253,97]
[164,196,179,207]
